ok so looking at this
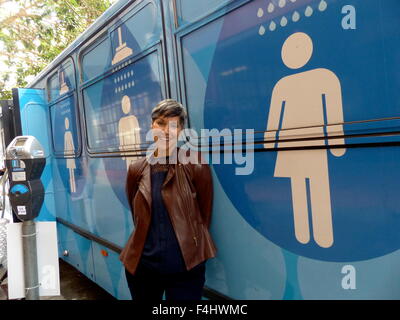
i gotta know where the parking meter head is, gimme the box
[5,136,46,221]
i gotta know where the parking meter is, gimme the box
[5,136,45,221]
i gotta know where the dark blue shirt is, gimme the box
[140,161,187,274]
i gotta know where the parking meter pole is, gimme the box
[5,136,46,300]
[22,220,39,300]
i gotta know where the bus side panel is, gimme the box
[57,222,95,281]
[92,242,131,300]
[177,0,400,299]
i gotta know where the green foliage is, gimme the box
[0,0,114,100]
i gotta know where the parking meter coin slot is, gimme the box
[10,184,29,195]
[10,183,31,204]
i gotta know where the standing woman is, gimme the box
[120,99,217,300]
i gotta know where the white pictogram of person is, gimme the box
[118,95,141,170]
[264,32,346,248]
[64,117,76,193]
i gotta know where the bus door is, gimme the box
[11,88,50,154]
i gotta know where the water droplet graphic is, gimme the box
[279,0,286,8]
[258,25,266,35]
[280,16,288,27]
[305,6,313,17]
[318,0,327,11]
[257,8,264,18]
[292,11,300,22]
[269,21,276,31]
[267,3,275,13]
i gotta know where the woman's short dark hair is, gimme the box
[151,99,187,127]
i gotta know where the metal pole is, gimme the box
[22,220,39,300]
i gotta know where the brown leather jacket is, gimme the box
[120,153,217,275]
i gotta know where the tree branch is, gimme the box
[0,51,38,65]
[0,1,44,27]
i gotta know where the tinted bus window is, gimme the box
[50,95,80,157]
[82,36,112,82]
[110,3,160,60]
[47,72,59,102]
[48,60,80,156]
[176,0,231,26]
[47,61,76,102]
[83,52,162,153]
[82,1,164,154]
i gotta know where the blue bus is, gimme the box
[5,0,400,299]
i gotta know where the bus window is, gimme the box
[110,2,160,65]
[81,1,164,155]
[48,59,80,157]
[82,36,111,82]
[47,61,76,102]
[59,62,75,94]
[49,95,81,157]
[83,51,163,154]
[47,72,59,102]
[175,0,232,27]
